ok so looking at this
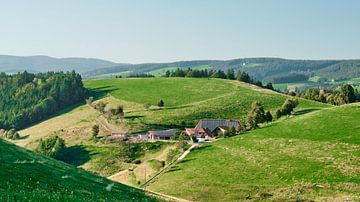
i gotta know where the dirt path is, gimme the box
[141,144,198,189]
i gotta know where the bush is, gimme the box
[35,135,66,159]
[280,99,299,115]
[92,125,99,138]
[275,109,282,119]
[7,129,20,140]
[247,101,267,129]
[275,98,299,119]
[157,100,164,107]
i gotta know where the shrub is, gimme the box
[275,109,282,119]
[157,100,164,107]
[265,111,273,122]
[280,99,299,115]
[1,129,20,140]
[275,98,299,119]
[35,135,66,159]
[247,101,267,129]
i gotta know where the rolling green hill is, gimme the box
[0,138,157,202]
[84,78,329,131]
[148,103,360,201]
[15,78,328,183]
[14,77,331,196]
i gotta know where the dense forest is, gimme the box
[0,71,86,130]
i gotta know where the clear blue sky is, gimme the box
[0,0,359,63]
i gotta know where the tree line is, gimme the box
[0,71,86,130]
[289,84,359,105]
[162,68,275,90]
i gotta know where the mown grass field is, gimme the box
[148,103,360,201]
[84,78,329,132]
[0,139,157,202]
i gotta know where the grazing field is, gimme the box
[16,78,330,186]
[84,78,329,132]
[84,78,236,107]
[0,139,157,202]
[148,103,360,201]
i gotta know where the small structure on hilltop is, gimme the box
[185,119,240,141]
[147,129,178,141]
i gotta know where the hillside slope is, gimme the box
[16,78,330,186]
[84,78,329,131]
[148,104,360,201]
[0,138,157,201]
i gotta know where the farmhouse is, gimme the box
[147,129,178,140]
[185,119,240,139]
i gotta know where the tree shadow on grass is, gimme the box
[125,115,145,120]
[18,135,29,140]
[294,108,321,116]
[166,166,182,173]
[177,158,195,165]
[191,144,212,152]
[57,145,94,166]
[86,86,118,100]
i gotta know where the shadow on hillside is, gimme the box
[177,158,195,164]
[125,115,144,120]
[58,145,93,166]
[166,166,182,173]
[18,135,29,140]
[150,105,190,111]
[191,145,212,152]
[294,108,320,116]
[87,86,117,100]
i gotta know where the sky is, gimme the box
[0,0,359,63]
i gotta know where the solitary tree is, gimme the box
[158,100,164,107]
[340,84,356,103]
[97,101,106,114]
[92,124,99,139]
[247,101,266,129]
[280,99,299,115]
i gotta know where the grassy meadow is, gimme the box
[0,139,157,202]
[148,103,360,201]
[14,77,333,197]
[84,78,329,132]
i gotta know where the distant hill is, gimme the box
[0,55,119,73]
[83,58,360,82]
[1,55,359,82]
[0,138,157,201]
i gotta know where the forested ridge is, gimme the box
[0,71,86,130]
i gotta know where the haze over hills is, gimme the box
[0,55,120,73]
[1,55,360,83]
